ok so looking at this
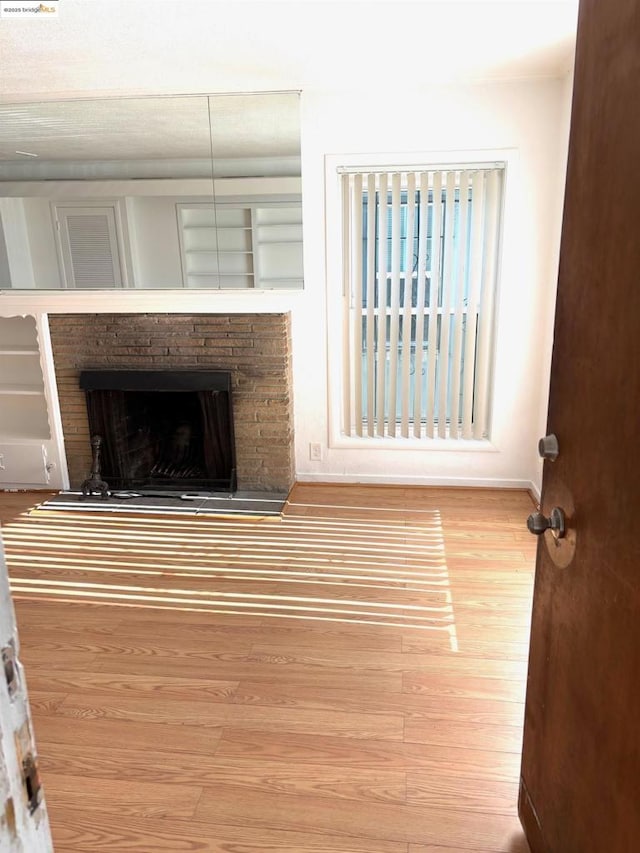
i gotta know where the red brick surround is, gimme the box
[48,313,294,493]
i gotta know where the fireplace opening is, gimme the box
[79,370,236,493]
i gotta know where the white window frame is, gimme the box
[325,149,511,452]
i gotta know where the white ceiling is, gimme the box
[0,1,578,178]
[0,94,301,162]
[0,1,578,101]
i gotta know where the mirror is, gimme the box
[0,92,302,290]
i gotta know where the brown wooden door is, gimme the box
[519,1,640,850]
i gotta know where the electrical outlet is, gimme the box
[309,442,322,461]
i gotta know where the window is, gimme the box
[340,165,503,441]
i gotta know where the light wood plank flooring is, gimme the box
[0,484,537,852]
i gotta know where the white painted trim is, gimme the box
[296,473,533,490]
[0,288,304,315]
[0,156,302,183]
[529,480,541,505]
[332,151,508,172]
[0,176,302,199]
[329,436,499,453]
[37,314,69,490]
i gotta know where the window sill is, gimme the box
[330,434,498,453]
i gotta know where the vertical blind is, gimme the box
[340,166,503,440]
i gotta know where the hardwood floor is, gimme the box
[0,484,536,852]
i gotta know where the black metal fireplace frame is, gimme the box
[79,370,233,394]
[79,369,237,494]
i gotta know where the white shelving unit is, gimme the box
[254,206,304,290]
[177,201,303,290]
[0,315,67,489]
[177,204,255,289]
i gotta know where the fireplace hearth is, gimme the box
[80,369,236,494]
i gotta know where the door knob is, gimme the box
[527,507,566,539]
[538,434,559,461]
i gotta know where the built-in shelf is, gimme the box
[0,314,67,489]
[177,201,303,290]
[259,281,304,290]
[0,435,49,444]
[183,225,252,230]
[0,347,40,356]
[0,316,51,457]
[0,385,45,396]
[187,272,255,278]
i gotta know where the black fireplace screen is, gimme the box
[80,370,236,492]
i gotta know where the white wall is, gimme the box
[528,69,575,499]
[293,79,570,490]
[0,79,571,493]
[127,196,184,288]
[24,199,61,290]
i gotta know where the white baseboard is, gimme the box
[528,480,542,504]
[295,472,534,490]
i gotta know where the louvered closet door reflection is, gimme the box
[54,205,123,288]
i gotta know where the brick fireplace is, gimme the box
[48,313,294,493]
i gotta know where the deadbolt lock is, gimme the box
[538,434,559,461]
